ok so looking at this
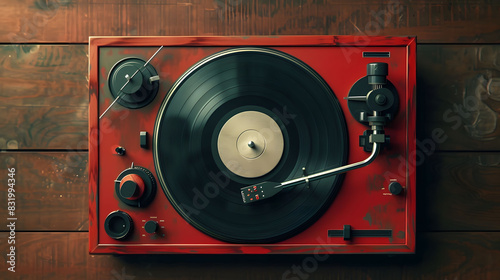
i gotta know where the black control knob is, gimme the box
[104,210,133,240]
[366,88,395,112]
[144,220,158,234]
[120,181,138,198]
[388,182,403,195]
[118,173,145,200]
[367,62,388,85]
[115,165,156,207]
[115,146,126,156]
[108,57,160,109]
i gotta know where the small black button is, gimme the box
[115,146,126,155]
[388,182,403,195]
[144,220,158,234]
[140,131,148,149]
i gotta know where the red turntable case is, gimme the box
[89,36,416,254]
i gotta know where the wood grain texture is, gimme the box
[0,232,499,279]
[0,107,88,150]
[0,45,87,107]
[1,0,499,43]
[420,152,500,231]
[0,152,498,232]
[0,152,88,231]
[0,45,88,150]
[418,45,500,151]
[403,232,500,279]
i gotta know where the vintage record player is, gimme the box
[88,36,416,254]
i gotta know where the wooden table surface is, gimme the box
[1,0,499,279]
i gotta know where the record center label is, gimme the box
[217,111,284,178]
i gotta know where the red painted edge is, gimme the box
[88,35,414,47]
[406,37,417,253]
[90,244,414,254]
[88,37,100,253]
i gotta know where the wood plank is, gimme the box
[420,152,500,231]
[402,232,500,279]
[0,152,498,232]
[1,0,499,43]
[0,152,88,232]
[0,232,498,279]
[0,44,87,150]
[0,45,87,107]
[0,107,87,150]
[418,44,500,151]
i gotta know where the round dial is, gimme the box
[388,181,403,195]
[119,174,145,200]
[144,220,159,234]
[108,57,160,109]
[104,210,133,240]
[114,166,156,207]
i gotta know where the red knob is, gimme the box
[119,174,145,200]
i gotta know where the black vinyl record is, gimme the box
[153,47,348,243]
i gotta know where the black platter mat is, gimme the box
[153,47,348,243]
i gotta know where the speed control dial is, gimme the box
[144,220,159,234]
[115,165,156,207]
